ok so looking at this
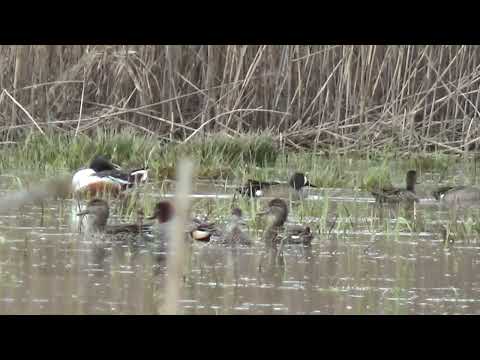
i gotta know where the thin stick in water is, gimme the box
[163,158,194,315]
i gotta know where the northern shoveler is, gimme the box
[72,155,148,197]
[257,198,313,246]
[237,172,316,199]
[432,185,480,205]
[371,170,420,204]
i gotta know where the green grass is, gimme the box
[0,130,475,187]
[2,130,480,240]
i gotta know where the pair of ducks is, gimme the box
[77,197,313,247]
[237,172,316,200]
[370,169,480,205]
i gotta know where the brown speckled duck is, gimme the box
[371,170,420,204]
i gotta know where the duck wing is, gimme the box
[435,186,480,203]
[285,225,314,245]
[371,188,419,203]
[432,186,456,200]
[237,179,281,197]
[105,223,152,235]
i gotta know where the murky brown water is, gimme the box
[0,174,479,315]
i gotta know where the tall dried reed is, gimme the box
[1,45,480,154]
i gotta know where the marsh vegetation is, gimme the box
[0,45,479,314]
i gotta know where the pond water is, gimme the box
[0,171,478,315]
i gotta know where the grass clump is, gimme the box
[361,165,393,192]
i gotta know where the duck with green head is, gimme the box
[371,170,420,204]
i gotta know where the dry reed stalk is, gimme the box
[162,158,194,315]
[2,89,45,136]
[2,45,480,154]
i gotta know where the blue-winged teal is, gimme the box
[258,198,313,246]
[188,208,252,246]
[77,198,151,240]
[432,185,480,205]
[72,155,148,197]
[237,172,316,199]
[145,201,218,244]
[371,170,420,204]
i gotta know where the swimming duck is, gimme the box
[371,170,420,204]
[143,200,176,248]
[257,198,313,246]
[72,155,148,197]
[189,208,251,245]
[142,200,218,244]
[432,185,480,205]
[219,207,252,246]
[189,218,220,242]
[77,198,151,240]
[237,172,316,199]
[237,179,280,197]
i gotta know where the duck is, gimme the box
[145,201,252,246]
[77,198,151,241]
[189,218,220,242]
[72,155,148,197]
[143,200,176,249]
[371,170,420,204]
[218,207,252,246]
[432,185,480,205]
[257,198,314,246]
[237,172,316,200]
[145,200,218,244]
[237,179,280,197]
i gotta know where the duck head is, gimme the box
[289,172,316,190]
[90,155,121,172]
[147,201,175,223]
[406,170,418,192]
[230,207,247,226]
[258,198,289,228]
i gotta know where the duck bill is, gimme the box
[146,215,156,220]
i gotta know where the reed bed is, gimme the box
[1,45,480,155]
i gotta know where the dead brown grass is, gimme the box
[2,45,480,154]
